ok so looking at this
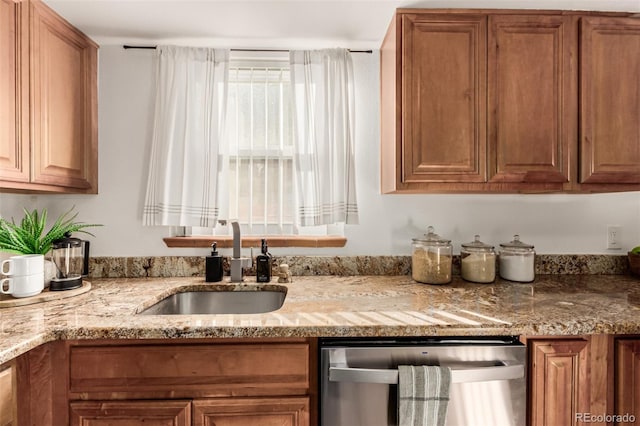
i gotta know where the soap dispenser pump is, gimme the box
[256,239,272,283]
[205,242,224,282]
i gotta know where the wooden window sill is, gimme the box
[163,236,347,248]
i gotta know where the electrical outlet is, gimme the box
[607,225,622,250]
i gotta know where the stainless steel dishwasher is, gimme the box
[320,336,526,426]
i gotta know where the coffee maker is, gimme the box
[50,232,90,291]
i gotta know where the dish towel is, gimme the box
[398,365,452,426]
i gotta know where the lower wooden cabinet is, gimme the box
[527,335,640,426]
[9,335,639,426]
[70,400,191,426]
[528,338,590,426]
[0,363,16,426]
[193,397,310,426]
[615,338,640,421]
[63,338,315,426]
[68,397,309,426]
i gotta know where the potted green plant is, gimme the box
[0,207,101,284]
[629,246,640,277]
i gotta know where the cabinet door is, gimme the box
[69,400,191,426]
[529,339,590,426]
[0,364,16,426]
[581,17,640,185]
[0,0,28,184]
[488,15,575,185]
[616,338,640,419]
[401,14,487,184]
[192,397,309,426]
[29,1,97,191]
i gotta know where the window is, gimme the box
[177,50,355,239]
[186,53,301,237]
[226,58,295,235]
[146,47,357,241]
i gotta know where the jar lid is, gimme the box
[499,234,534,250]
[462,235,494,250]
[412,226,451,244]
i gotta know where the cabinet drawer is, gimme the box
[69,342,310,398]
[70,400,191,426]
[193,397,309,426]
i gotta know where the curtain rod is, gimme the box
[123,45,373,54]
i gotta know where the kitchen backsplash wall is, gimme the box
[88,255,630,278]
[1,46,639,257]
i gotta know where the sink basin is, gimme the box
[138,287,287,315]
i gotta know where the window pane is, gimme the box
[252,74,266,149]
[283,159,294,223]
[282,83,293,148]
[251,159,266,221]
[224,61,295,233]
[236,157,251,223]
[237,79,251,150]
[268,72,282,149]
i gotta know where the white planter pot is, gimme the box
[44,259,57,288]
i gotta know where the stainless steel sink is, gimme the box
[138,287,287,315]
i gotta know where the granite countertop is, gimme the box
[1,274,639,364]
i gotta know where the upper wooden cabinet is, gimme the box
[0,0,28,185]
[488,15,575,187]
[398,14,487,185]
[381,9,640,193]
[580,17,640,189]
[0,0,97,193]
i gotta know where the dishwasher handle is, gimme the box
[329,364,524,385]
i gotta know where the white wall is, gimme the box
[1,46,639,257]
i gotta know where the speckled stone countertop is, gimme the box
[1,274,639,364]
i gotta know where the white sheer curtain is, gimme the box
[289,48,359,226]
[143,46,229,227]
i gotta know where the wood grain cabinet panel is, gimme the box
[0,0,97,193]
[615,338,640,419]
[29,0,97,191]
[580,17,640,186]
[488,15,575,186]
[69,342,310,399]
[192,397,310,426]
[529,339,590,426]
[381,10,639,193]
[69,400,191,426]
[401,14,487,184]
[0,0,28,185]
[381,13,488,192]
[0,364,16,426]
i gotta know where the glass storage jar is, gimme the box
[411,226,452,284]
[460,235,496,283]
[499,235,535,282]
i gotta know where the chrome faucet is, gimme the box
[230,221,251,282]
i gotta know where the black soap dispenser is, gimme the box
[205,242,224,282]
[256,239,272,283]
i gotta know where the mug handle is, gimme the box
[1,259,12,275]
[0,277,12,294]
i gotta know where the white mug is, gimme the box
[1,254,44,277]
[0,272,44,298]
